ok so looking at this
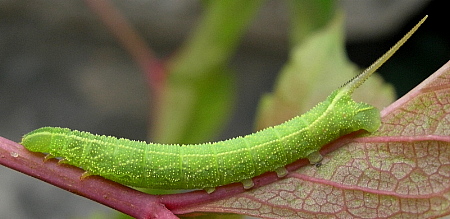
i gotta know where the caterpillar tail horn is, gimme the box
[341,15,428,95]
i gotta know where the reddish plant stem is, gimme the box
[0,137,176,219]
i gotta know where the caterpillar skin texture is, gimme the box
[21,16,427,191]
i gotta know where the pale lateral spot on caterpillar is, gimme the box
[20,16,427,192]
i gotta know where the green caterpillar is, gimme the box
[21,16,427,193]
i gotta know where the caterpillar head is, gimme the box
[21,127,69,153]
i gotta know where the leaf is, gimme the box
[254,11,395,131]
[176,61,450,218]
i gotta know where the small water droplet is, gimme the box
[10,152,19,158]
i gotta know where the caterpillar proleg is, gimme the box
[21,16,427,192]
